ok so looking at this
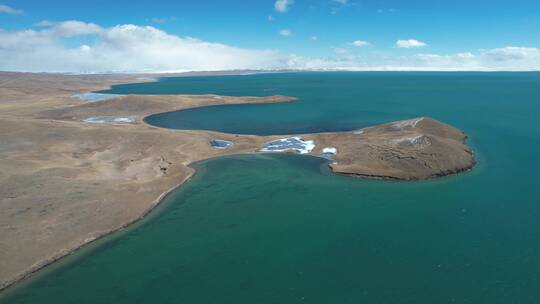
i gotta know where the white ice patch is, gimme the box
[260,137,315,154]
[391,117,424,130]
[322,147,337,154]
[210,139,233,149]
[320,146,338,159]
[83,116,134,124]
[73,93,122,102]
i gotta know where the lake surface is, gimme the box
[3,72,540,303]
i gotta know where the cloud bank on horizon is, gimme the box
[0,18,539,72]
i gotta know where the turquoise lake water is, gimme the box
[2,72,540,303]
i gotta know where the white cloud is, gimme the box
[0,4,22,15]
[412,53,478,67]
[351,40,370,47]
[268,15,274,21]
[0,22,283,73]
[396,39,427,48]
[279,29,293,37]
[404,47,540,70]
[456,52,475,59]
[483,46,540,61]
[36,20,103,37]
[311,36,318,41]
[290,46,540,71]
[330,0,349,14]
[0,21,539,73]
[35,20,54,27]
[284,54,360,70]
[275,0,294,13]
[334,47,348,54]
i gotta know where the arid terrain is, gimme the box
[0,72,474,291]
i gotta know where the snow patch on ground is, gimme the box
[322,147,337,154]
[392,135,431,147]
[56,104,75,108]
[73,93,122,102]
[83,116,135,124]
[320,147,338,159]
[210,139,233,149]
[392,117,424,130]
[260,137,315,154]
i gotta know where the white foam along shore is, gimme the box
[73,93,122,102]
[260,137,315,154]
[83,116,135,124]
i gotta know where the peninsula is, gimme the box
[0,72,475,291]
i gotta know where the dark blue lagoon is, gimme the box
[3,72,540,304]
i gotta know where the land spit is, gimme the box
[0,72,474,291]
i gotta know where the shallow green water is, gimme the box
[3,72,540,303]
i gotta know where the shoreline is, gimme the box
[0,151,322,292]
[0,72,475,294]
[334,160,476,181]
[0,78,300,292]
[0,148,476,293]
[0,167,197,293]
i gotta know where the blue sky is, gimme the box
[1,0,540,72]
